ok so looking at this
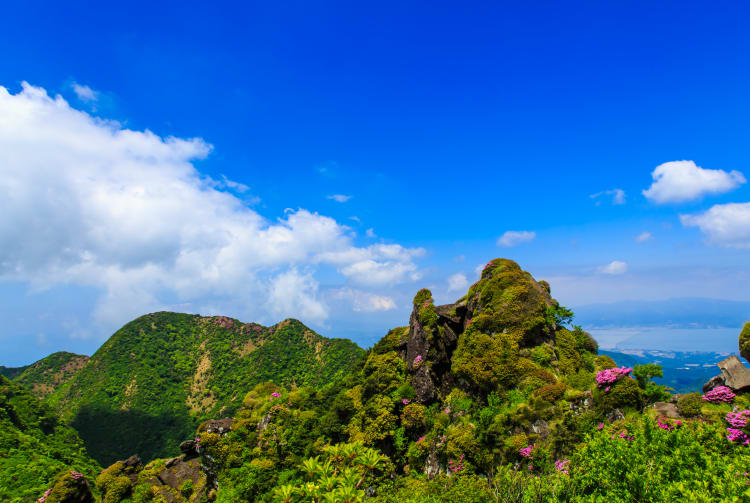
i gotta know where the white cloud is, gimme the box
[598,261,628,275]
[590,188,626,205]
[635,232,652,243]
[327,194,352,203]
[497,230,536,247]
[332,288,396,312]
[366,228,376,238]
[71,82,99,103]
[642,160,746,204]
[0,83,424,334]
[447,273,469,292]
[680,202,750,248]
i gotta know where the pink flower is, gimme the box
[704,386,736,404]
[401,398,411,405]
[38,488,52,503]
[596,367,632,389]
[413,355,423,365]
[519,445,534,458]
[555,459,570,474]
[269,392,281,401]
[70,471,83,480]
[597,423,604,430]
[417,436,425,443]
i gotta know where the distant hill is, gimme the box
[0,364,29,380]
[0,375,101,503]
[45,312,365,465]
[14,351,89,399]
[600,349,732,393]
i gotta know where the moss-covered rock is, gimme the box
[42,471,94,503]
[739,321,750,363]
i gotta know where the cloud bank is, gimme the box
[497,230,536,247]
[0,83,424,335]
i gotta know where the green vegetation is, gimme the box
[740,321,750,363]
[0,375,101,503]
[5,259,750,502]
[45,313,364,465]
[14,351,89,399]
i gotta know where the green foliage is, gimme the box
[677,393,704,418]
[0,376,101,503]
[14,351,89,399]
[740,321,750,363]
[597,377,643,411]
[633,363,670,404]
[45,312,364,465]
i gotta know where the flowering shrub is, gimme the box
[519,445,534,458]
[413,355,423,366]
[656,416,683,431]
[703,386,735,404]
[725,411,750,445]
[70,471,84,480]
[448,454,465,473]
[38,488,51,503]
[595,367,632,389]
[269,392,281,401]
[555,459,570,474]
[401,398,411,405]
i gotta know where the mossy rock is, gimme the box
[43,471,95,503]
[740,322,750,363]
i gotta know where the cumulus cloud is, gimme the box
[327,194,352,203]
[0,83,424,334]
[598,261,628,275]
[642,160,746,204]
[447,273,469,292]
[497,230,536,247]
[590,188,626,205]
[680,202,750,248]
[635,232,652,243]
[366,228,377,238]
[332,288,396,312]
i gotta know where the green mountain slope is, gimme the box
[0,375,101,503]
[46,312,364,466]
[14,351,90,399]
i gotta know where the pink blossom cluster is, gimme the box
[70,471,84,480]
[436,435,447,448]
[401,398,411,405]
[554,459,570,474]
[519,444,534,458]
[413,355,423,366]
[703,386,735,404]
[618,432,634,441]
[726,410,750,428]
[595,367,632,389]
[448,454,465,473]
[417,436,425,443]
[656,416,682,431]
[269,392,281,401]
[726,428,750,445]
[215,315,233,329]
[38,488,51,503]
[597,423,605,430]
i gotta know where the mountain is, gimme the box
[13,351,90,399]
[45,312,365,465]
[0,374,101,503]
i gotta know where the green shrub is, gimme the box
[677,393,703,417]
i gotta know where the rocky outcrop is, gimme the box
[40,471,94,503]
[652,401,681,419]
[702,375,725,393]
[716,355,750,392]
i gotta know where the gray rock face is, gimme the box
[717,355,750,392]
[424,449,441,480]
[652,401,681,419]
[702,375,725,393]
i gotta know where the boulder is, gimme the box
[717,355,750,392]
[702,375,725,393]
[41,471,95,503]
[203,417,233,435]
[179,440,198,456]
[652,401,681,419]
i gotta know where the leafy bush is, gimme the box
[677,393,703,417]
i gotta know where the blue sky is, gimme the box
[2,1,750,364]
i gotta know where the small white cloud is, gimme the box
[332,288,396,312]
[680,202,750,248]
[590,188,626,205]
[474,263,485,277]
[447,273,469,292]
[643,160,746,204]
[366,228,376,238]
[220,175,250,193]
[598,261,628,275]
[348,216,361,223]
[497,230,536,247]
[327,194,352,203]
[72,82,99,103]
[635,232,652,243]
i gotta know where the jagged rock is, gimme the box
[165,457,180,468]
[717,355,750,392]
[157,456,206,497]
[180,440,197,455]
[605,408,625,422]
[702,375,725,393]
[203,417,233,434]
[257,413,272,432]
[424,449,441,480]
[43,471,95,503]
[531,419,550,439]
[652,401,681,419]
